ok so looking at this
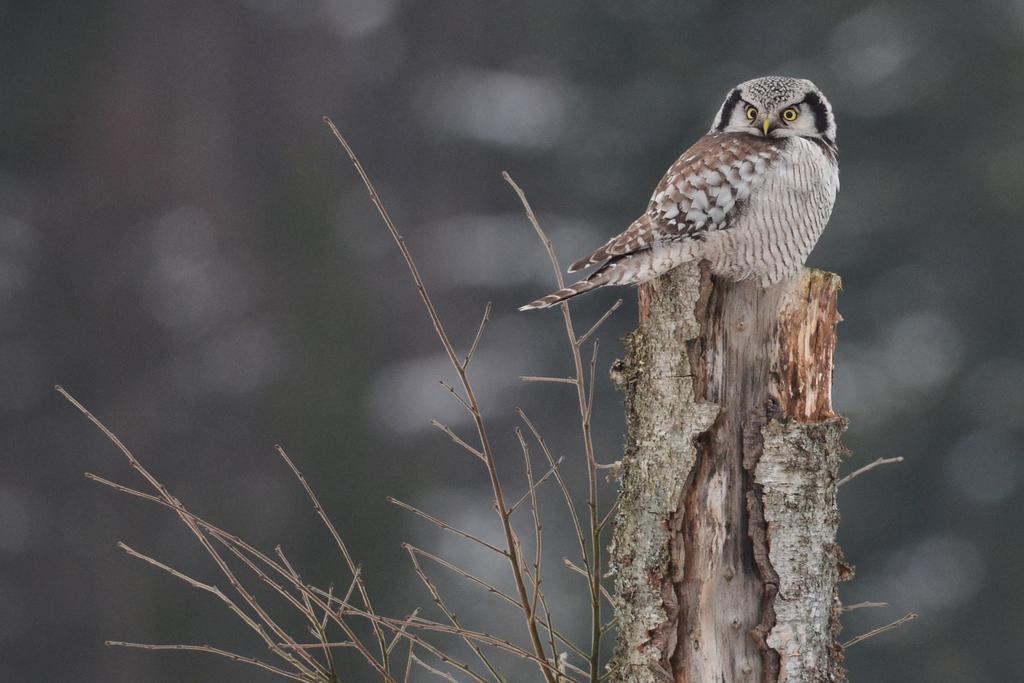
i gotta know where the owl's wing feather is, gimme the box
[567,132,783,273]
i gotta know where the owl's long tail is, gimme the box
[518,271,612,311]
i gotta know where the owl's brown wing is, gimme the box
[567,132,783,273]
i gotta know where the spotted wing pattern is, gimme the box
[567,133,783,273]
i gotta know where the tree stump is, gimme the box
[609,262,847,683]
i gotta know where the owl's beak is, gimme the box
[762,118,772,136]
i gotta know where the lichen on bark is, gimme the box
[609,262,718,682]
[608,263,847,683]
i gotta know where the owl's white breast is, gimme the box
[700,136,838,283]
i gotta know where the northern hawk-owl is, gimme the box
[520,76,839,311]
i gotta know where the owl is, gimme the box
[519,76,839,311]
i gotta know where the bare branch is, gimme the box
[387,608,422,657]
[409,545,587,662]
[116,542,323,679]
[838,457,905,487]
[332,609,493,683]
[320,583,336,632]
[463,302,493,370]
[280,642,358,650]
[275,444,389,666]
[356,613,573,681]
[510,456,565,515]
[597,498,620,533]
[325,121,558,682]
[516,428,545,621]
[339,568,362,611]
[842,601,889,612]
[502,174,605,679]
[77,422,383,680]
[516,410,588,573]
[563,558,614,607]
[520,376,578,385]
[276,545,336,678]
[842,612,918,648]
[585,340,598,424]
[407,545,518,606]
[387,497,508,557]
[404,642,416,683]
[410,652,462,683]
[576,299,623,348]
[430,420,485,461]
[502,172,564,289]
[438,380,474,414]
[405,545,503,682]
[59,387,334,678]
[209,536,376,679]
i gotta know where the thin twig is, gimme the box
[838,456,904,487]
[576,300,622,348]
[597,499,620,533]
[59,387,332,679]
[439,381,474,414]
[404,642,416,683]
[410,652,462,683]
[354,613,573,681]
[320,583,335,632]
[275,444,389,669]
[87,471,380,682]
[563,559,614,606]
[89,467,391,682]
[387,608,422,657]
[516,428,545,621]
[407,545,518,605]
[586,341,598,424]
[502,173,564,289]
[404,545,504,682]
[503,174,605,681]
[408,545,587,661]
[842,612,918,648]
[387,497,508,557]
[509,456,565,515]
[210,534,369,679]
[340,610,491,683]
[516,410,588,574]
[519,376,578,385]
[116,542,324,679]
[326,120,557,683]
[83,451,379,679]
[276,545,337,679]
[842,601,889,612]
[463,302,492,370]
[431,420,485,461]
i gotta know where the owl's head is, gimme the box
[711,76,836,144]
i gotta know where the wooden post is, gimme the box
[609,262,848,683]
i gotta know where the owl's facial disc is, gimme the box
[712,76,837,144]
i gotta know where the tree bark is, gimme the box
[609,262,848,683]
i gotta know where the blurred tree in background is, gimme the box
[2,1,1023,681]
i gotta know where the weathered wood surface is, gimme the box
[609,262,847,683]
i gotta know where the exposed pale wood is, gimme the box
[609,262,847,683]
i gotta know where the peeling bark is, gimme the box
[609,263,846,683]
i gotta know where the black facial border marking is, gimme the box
[715,88,742,132]
[800,91,830,136]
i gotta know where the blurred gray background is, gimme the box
[3,0,1022,681]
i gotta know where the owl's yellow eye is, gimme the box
[745,106,758,121]
[782,107,799,122]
